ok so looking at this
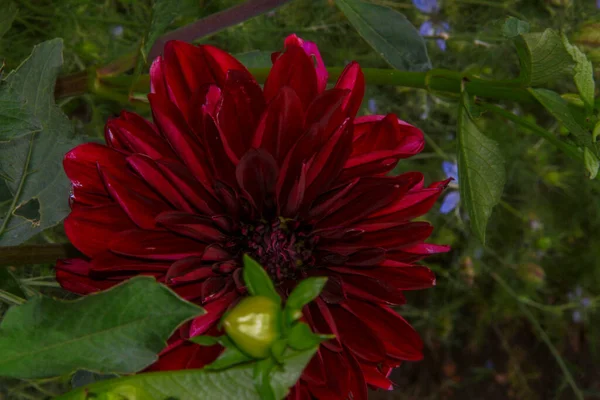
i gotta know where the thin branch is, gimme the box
[148,0,294,59]
[0,244,82,266]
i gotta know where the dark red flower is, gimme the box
[57,35,449,399]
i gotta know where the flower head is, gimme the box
[440,161,459,214]
[412,0,440,14]
[419,20,451,51]
[57,35,449,399]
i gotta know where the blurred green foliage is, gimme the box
[1,0,599,399]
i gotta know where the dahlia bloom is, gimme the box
[57,35,449,399]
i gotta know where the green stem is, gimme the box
[97,67,536,104]
[0,244,82,266]
[0,289,25,305]
[518,301,584,400]
[488,271,584,400]
[479,102,583,162]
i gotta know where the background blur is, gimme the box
[1,0,599,399]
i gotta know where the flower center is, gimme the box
[240,218,316,282]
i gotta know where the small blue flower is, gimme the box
[440,191,460,214]
[440,161,459,214]
[484,360,495,370]
[368,98,377,113]
[412,0,440,14]
[597,0,600,9]
[419,20,451,51]
[443,160,458,182]
[111,25,124,37]
[581,297,591,308]
[567,286,592,324]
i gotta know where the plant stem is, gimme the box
[148,0,295,59]
[94,67,536,104]
[479,102,583,162]
[0,289,25,305]
[518,301,584,400]
[0,244,82,266]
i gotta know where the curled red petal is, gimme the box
[284,34,328,93]
[264,45,318,109]
[64,204,135,257]
[334,62,365,119]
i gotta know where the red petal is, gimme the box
[302,351,327,386]
[165,256,215,283]
[304,298,342,352]
[146,340,222,371]
[216,70,265,159]
[156,211,227,242]
[63,143,127,197]
[304,89,349,141]
[156,158,223,216]
[99,168,171,230]
[235,149,279,213]
[90,251,169,275]
[315,181,403,230]
[342,115,425,179]
[64,204,135,257]
[388,243,451,263]
[148,93,212,186]
[252,86,305,164]
[159,41,250,119]
[329,306,386,362]
[330,265,436,290]
[109,230,204,260]
[55,259,118,294]
[188,291,238,336]
[361,364,394,390]
[127,154,195,213]
[105,111,177,160]
[202,115,237,186]
[284,34,328,93]
[322,222,433,253]
[340,275,406,305]
[264,45,318,109]
[308,179,359,220]
[303,118,353,207]
[334,62,365,118]
[344,347,368,400]
[343,300,423,361]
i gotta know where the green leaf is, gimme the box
[235,51,273,69]
[457,90,506,243]
[242,254,281,303]
[562,34,595,112]
[284,277,327,324]
[334,0,431,71]
[188,335,221,346]
[0,276,203,379]
[254,358,276,400]
[205,346,252,371]
[514,29,573,86]
[0,2,17,40]
[71,370,117,388]
[530,88,595,153]
[270,339,288,364]
[0,39,83,246]
[584,148,599,179]
[0,266,26,300]
[593,121,600,142]
[502,17,530,38]
[0,86,42,141]
[287,322,330,351]
[140,0,198,63]
[55,347,318,400]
